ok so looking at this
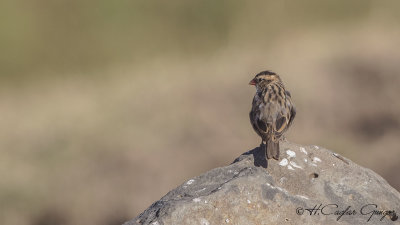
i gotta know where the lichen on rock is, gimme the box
[124,142,399,225]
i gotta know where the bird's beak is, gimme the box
[249,79,256,85]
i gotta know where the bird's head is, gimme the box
[249,70,281,89]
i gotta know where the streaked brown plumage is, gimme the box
[249,70,296,160]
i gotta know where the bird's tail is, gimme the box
[266,139,280,160]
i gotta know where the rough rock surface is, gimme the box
[124,142,400,225]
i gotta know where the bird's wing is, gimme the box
[286,94,296,129]
[250,93,269,136]
[261,84,294,139]
[274,92,296,138]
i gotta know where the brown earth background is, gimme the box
[1,1,400,225]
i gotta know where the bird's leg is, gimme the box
[261,138,268,159]
[281,135,287,142]
[260,139,266,148]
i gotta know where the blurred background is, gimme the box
[1,0,400,224]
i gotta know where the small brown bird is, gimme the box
[249,70,296,160]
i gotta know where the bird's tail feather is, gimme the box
[266,139,280,160]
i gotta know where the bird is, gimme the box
[249,70,296,160]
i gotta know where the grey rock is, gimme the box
[124,142,400,225]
